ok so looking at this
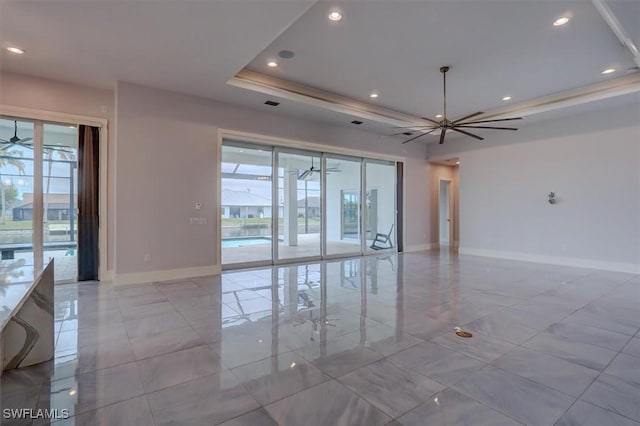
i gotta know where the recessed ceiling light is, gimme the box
[553,16,570,26]
[601,68,616,74]
[456,161,460,165]
[369,92,379,99]
[267,61,278,68]
[502,96,512,101]
[328,10,343,21]
[435,114,443,118]
[6,47,25,55]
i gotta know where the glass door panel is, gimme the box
[221,144,273,265]
[276,151,321,261]
[325,156,362,256]
[0,118,36,279]
[42,123,78,281]
[365,160,396,252]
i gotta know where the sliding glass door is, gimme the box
[276,150,321,261]
[324,155,362,257]
[221,143,273,265]
[221,140,397,269]
[42,123,78,281]
[365,160,396,252]
[0,118,36,280]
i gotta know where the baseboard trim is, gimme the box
[404,243,439,253]
[100,269,114,283]
[458,247,640,274]
[114,265,222,286]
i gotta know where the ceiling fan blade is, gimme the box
[421,117,441,125]
[459,117,522,125]
[19,137,33,143]
[0,138,9,143]
[390,128,436,136]
[450,127,484,140]
[438,128,447,145]
[392,125,435,129]
[455,125,518,131]
[298,170,310,180]
[452,111,484,124]
[401,129,438,144]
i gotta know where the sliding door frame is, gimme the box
[219,129,401,271]
[273,147,323,266]
[0,106,109,281]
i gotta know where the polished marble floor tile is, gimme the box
[545,320,631,352]
[522,332,618,370]
[460,310,540,344]
[396,387,521,426]
[6,251,639,426]
[388,341,487,386]
[129,325,204,360]
[556,400,640,426]
[37,362,145,418]
[217,408,278,426]
[264,380,391,426]
[123,311,190,339]
[146,370,260,426]
[338,358,445,418]
[136,344,222,392]
[229,351,329,405]
[622,337,640,358]
[603,352,640,385]
[431,329,516,362]
[453,365,575,426]
[582,373,640,422]
[55,396,155,426]
[563,303,640,336]
[491,347,599,397]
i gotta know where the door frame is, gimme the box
[0,105,109,281]
[218,130,402,270]
[438,178,453,246]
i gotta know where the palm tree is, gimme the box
[0,150,26,224]
[43,147,76,222]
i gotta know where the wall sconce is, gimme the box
[548,192,556,204]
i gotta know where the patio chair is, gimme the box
[370,224,394,250]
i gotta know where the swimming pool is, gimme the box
[222,237,272,248]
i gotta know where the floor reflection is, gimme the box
[3,251,636,425]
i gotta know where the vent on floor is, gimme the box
[264,100,280,106]
[454,327,473,338]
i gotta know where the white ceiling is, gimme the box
[0,0,638,142]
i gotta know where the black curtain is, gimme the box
[77,125,99,281]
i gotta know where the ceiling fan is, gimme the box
[292,157,340,180]
[0,120,75,154]
[394,66,522,144]
[0,120,33,150]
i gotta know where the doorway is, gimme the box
[439,179,452,246]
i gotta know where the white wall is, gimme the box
[0,72,116,271]
[115,82,432,279]
[428,104,640,273]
